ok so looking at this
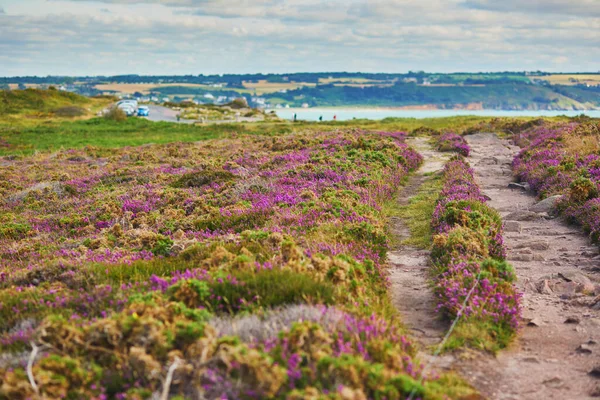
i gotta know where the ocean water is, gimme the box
[275,108,600,121]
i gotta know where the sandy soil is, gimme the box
[387,138,454,366]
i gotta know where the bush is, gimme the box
[227,98,249,109]
[103,106,127,122]
[172,169,236,188]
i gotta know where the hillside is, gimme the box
[265,82,600,110]
[0,88,110,118]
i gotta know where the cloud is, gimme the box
[1,0,599,75]
[464,0,600,17]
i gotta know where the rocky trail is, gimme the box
[390,133,600,399]
[455,132,600,399]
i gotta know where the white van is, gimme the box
[117,99,138,108]
[117,103,137,116]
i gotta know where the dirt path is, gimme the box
[458,133,600,400]
[388,138,453,364]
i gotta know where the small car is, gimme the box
[137,106,150,117]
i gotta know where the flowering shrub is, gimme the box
[435,132,470,156]
[513,121,600,241]
[0,131,475,398]
[431,157,520,351]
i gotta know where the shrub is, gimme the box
[436,132,470,156]
[430,157,520,351]
[103,106,127,122]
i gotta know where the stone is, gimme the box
[503,221,522,233]
[504,210,542,221]
[527,318,543,327]
[508,182,531,191]
[515,240,550,251]
[531,195,561,212]
[537,279,553,295]
[591,385,600,397]
[564,316,581,324]
[516,248,533,255]
[508,182,526,190]
[509,254,534,262]
[576,344,593,354]
[590,365,600,378]
[542,377,563,388]
[6,181,66,202]
[558,272,595,293]
[555,281,581,296]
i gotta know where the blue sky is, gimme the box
[0,0,599,76]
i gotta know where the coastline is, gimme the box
[274,107,600,121]
[282,105,600,112]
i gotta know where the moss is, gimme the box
[172,169,236,188]
[0,223,31,240]
[387,173,443,248]
[431,226,489,266]
[442,319,516,354]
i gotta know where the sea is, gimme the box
[275,108,600,121]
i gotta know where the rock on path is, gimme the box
[459,133,600,400]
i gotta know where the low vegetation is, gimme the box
[431,158,520,352]
[0,129,478,398]
[513,120,600,242]
[435,132,470,156]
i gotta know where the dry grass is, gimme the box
[564,133,600,156]
[319,77,385,84]
[242,80,316,94]
[94,83,210,94]
[332,83,395,88]
[535,74,600,86]
[8,84,41,90]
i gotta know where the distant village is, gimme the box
[1,81,301,110]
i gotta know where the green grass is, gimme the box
[0,89,582,155]
[442,319,516,354]
[0,114,519,156]
[0,118,248,155]
[392,173,443,248]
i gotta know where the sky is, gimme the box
[0,0,599,76]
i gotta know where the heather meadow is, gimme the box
[1,90,599,399]
[0,117,475,399]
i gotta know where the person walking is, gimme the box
[333,114,337,121]
[293,113,297,122]
[319,115,323,122]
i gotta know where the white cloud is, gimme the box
[464,0,600,17]
[0,0,598,75]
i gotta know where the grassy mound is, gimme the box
[0,89,91,115]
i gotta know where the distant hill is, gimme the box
[2,73,600,110]
[264,82,600,110]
